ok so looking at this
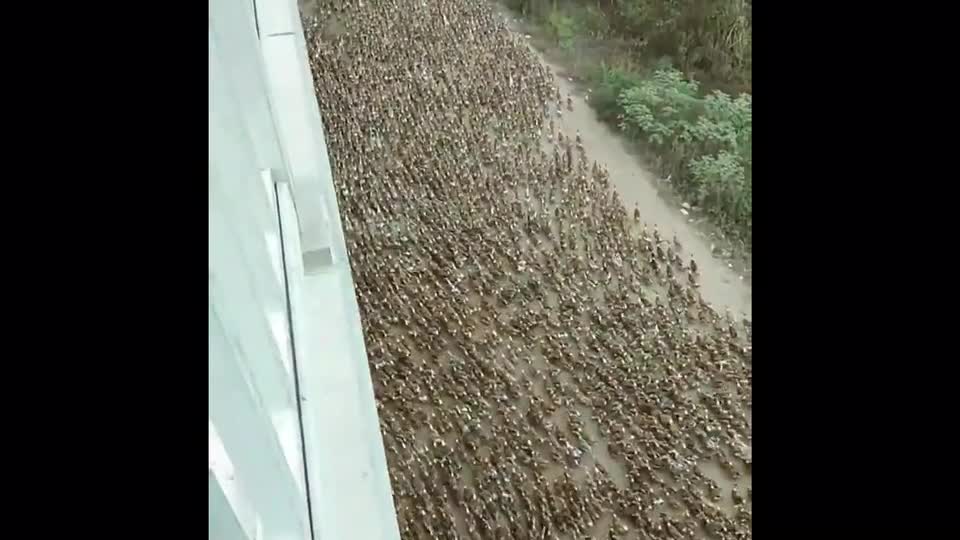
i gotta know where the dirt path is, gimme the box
[302,3,751,533]
[501,15,752,321]
[499,14,753,525]
[537,73,757,514]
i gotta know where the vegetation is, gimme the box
[503,0,752,249]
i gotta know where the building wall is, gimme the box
[209,1,400,539]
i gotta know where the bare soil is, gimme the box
[500,12,752,320]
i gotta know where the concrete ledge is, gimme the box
[209,303,311,539]
[303,247,335,274]
[260,31,335,271]
[210,0,292,185]
[255,0,303,37]
[255,2,401,539]
[209,470,256,540]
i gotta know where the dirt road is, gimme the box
[302,2,752,534]
[497,11,754,524]
[502,15,752,321]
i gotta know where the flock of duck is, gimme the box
[305,1,751,538]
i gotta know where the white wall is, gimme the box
[209,1,400,539]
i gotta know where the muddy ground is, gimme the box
[529,55,751,319]
[499,9,753,306]
[300,1,752,538]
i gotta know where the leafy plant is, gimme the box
[617,68,751,243]
[590,62,644,122]
[503,1,753,247]
[529,0,752,91]
[617,69,699,144]
[547,10,579,50]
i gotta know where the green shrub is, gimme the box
[617,68,751,243]
[504,1,753,247]
[617,69,700,144]
[547,10,579,51]
[571,4,610,38]
[608,0,751,89]
[590,62,644,122]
